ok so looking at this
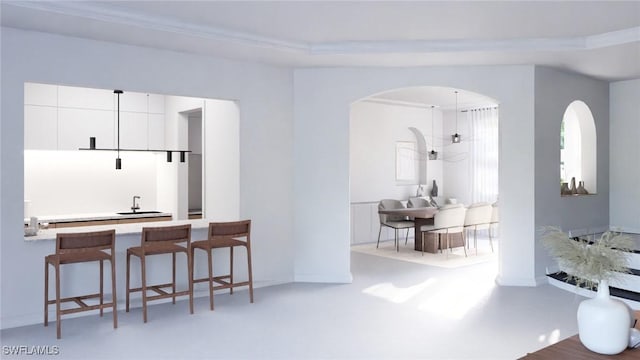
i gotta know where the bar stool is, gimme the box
[44,230,117,339]
[192,220,253,310]
[126,224,193,323]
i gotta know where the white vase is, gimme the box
[577,280,630,355]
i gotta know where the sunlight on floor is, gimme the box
[362,278,436,304]
[417,270,496,320]
[538,328,562,345]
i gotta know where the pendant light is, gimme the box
[428,105,438,160]
[451,90,461,144]
[114,90,123,169]
[79,89,191,169]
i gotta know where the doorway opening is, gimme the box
[349,85,499,269]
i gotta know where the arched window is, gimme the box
[561,100,596,195]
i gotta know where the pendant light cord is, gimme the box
[455,90,458,134]
[117,91,120,158]
[431,105,435,151]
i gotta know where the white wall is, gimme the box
[533,67,610,276]
[203,99,240,221]
[293,66,537,286]
[610,78,640,233]
[349,101,443,203]
[0,27,294,329]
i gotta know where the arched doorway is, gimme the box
[349,86,499,261]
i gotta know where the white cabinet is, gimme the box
[24,83,57,106]
[58,85,112,111]
[118,111,148,150]
[24,83,58,150]
[148,114,165,150]
[351,202,379,245]
[24,84,165,152]
[58,108,114,150]
[24,105,58,150]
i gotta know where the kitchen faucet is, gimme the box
[131,196,141,212]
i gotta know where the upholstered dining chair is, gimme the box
[463,202,493,255]
[419,204,467,257]
[44,229,117,339]
[377,199,414,252]
[407,197,431,208]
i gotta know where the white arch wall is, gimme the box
[534,67,610,276]
[293,66,538,286]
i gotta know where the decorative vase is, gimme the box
[430,179,438,197]
[577,280,630,355]
[561,182,570,195]
[570,177,577,195]
[577,181,589,195]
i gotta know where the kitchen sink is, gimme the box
[116,211,163,215]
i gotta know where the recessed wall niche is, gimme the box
[560,100,596,196]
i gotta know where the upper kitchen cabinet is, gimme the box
[24,83,57,106]
[117,92,165,150]
[24,83,58,150]
[58,107,114,150]
[24,105,58,150]
[58,85,112,110]
[24,84,166,151]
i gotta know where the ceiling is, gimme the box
[2,1,639,83]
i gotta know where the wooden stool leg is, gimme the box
[111,257,118,329]
[44,259,49,327]
[141,256,148,323]
[126,251,131,313]
[55,264,61,339]
[100,259,104,317]
[187,251,193,314]
[246,245,254,303]
[229,247,234,295]
[207,248,214,310]
[172,253,177,305]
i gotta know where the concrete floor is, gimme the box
[1,246,584,359]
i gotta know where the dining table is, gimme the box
[378,207,439,252]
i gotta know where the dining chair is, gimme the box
[407,197,431,208]
[463,202,493,255]
[191,220,253,311]
[44,229,117,339]
[419,204,467,257]
[126,224,193,323]
[377,199,414,252]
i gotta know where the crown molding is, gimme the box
[6,1,640,55]
[5,1,308,52]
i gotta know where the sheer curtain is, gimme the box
[469,107,499,203]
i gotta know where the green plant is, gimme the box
[542,227,634,288]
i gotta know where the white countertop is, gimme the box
[24,211,173,224]
[24,218,212,241]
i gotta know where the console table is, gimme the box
[520,335,639,359]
